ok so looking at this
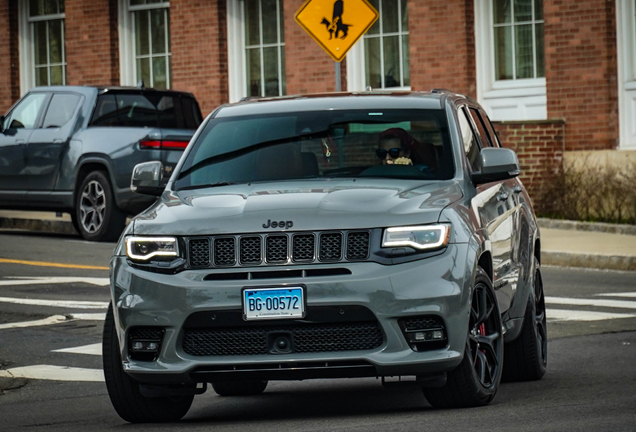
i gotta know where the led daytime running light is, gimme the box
[126,236,178,261]
[382,225,450,250]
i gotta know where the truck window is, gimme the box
[42,94,81,128]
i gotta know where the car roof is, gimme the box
[214,91,466,118]
[27,85,196,98]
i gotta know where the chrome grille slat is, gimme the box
[187,230,371,268]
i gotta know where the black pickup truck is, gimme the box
[0,86,202,241]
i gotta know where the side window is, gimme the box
[4,92,48,130]
[90,94,158,128]
[468,107,493,147]
[480,110,502,147]
[42,93,81,128]
[458,107,481,173]
[156,96,202,130]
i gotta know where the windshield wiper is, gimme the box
[176,131,329,182]
[177,182,235,191]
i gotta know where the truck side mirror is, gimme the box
[131,161,164,196]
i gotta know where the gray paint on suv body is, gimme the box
[110,91,540,385]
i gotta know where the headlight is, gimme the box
[126,236,179,261]
[382,225,450,250]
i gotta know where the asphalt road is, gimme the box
[0,230,635,431]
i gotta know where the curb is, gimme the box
[537,218,636,236]
[0,216,77,236]
[542,251,636,272]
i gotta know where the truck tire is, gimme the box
[75,171,126,242]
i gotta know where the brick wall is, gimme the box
[171,0,228,115]
[65,0,119,85]
[494,120,565,197]
[544,0,618,151]
[284,0,340,95]
[408,0,476,97]
[0,1,20,113]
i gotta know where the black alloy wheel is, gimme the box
[423,266,503,408]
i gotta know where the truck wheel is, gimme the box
[212,380,268,396]
[103,304,194,423]
[502,257,547,382]
[423,266,503,408]
[76,171,126,242]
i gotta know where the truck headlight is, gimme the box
[126,236,179,261]
[382,225,450,250]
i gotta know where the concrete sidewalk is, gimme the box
[0,210,635,271]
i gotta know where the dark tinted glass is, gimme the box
[42,93,80,128]
[175,109,455,190]
[90,92,201,129]
[468,108,493,147]
[458,108,481,173]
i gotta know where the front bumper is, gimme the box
[110,243,473,385]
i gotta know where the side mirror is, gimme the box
[131,161,164,196]
[471,147,520,185]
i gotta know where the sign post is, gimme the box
[295,0,378,90]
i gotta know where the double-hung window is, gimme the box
[19,0,66,93]
[347,0,409,91]
[119,0,172,89]
[617,0,636,148]
[227,0,286,102]
[475,0,546,120]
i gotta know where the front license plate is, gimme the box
[243,287,305,321]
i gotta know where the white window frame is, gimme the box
[18,0,66,95]
[118,0,171,88]
[227,0,286,102]
[474,0,547,121]
[617,0,636,149]
[347,0,410,92]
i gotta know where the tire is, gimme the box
[75,171,126,242]
[502,257,547,382]
[102,304,194,423]
[212,380,268,396]
[423,266,504,408]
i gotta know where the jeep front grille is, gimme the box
[187,230,371,268]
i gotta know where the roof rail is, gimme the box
[430,88,454,94]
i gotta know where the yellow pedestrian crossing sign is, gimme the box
[295,0,379,62]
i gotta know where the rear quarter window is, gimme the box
[90,92,202,129]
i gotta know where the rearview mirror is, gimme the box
[471,147,520,185]
[131,161,164,196]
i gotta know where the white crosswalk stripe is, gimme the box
[546,292,636,322]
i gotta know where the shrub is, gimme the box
[532,157,636,225]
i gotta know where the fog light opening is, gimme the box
[128,327,165,361]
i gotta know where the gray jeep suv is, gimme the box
[0,86,202,241]
[104,91,547,422]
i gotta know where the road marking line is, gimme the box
[596,292,636,298]
[0,315,67,330]
[69,312,106,321]
[547,308,636,322]
[0,276,109,287]
[52,343,102,356]
[0,365,104,382]
[545,296,636,310]
[0,258,108,270]
[0,297,108,309]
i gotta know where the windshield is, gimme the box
[174,109,454,190]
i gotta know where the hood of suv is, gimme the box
[132,179,463,236]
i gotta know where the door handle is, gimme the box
[16,139,25,144]
[513,185,523,194]
[497,192,509,201]
[53,139,64,143]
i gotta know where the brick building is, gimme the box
[0,0,635,193]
